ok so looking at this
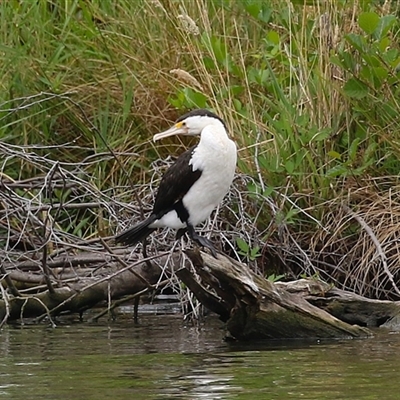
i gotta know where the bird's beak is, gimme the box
[153,121,187,142]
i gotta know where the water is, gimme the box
[0,312,398,399]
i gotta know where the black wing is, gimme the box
[153,145,202,217]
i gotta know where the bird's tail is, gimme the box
[115,215,157,246]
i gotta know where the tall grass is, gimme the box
[1,0,400,297]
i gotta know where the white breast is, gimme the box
[183,125,237,226]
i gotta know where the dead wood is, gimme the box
[276,279,400,328]
[181,250,391,340]
[0,249,168,325]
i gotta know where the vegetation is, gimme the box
[1,0,400,301]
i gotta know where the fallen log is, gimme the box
[276,279,400,328]
[179,250,399,340]
[3,244,400,340]
[0,254,164,324]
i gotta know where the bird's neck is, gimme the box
[199,123,231,148]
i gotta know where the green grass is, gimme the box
[1,0,400,297]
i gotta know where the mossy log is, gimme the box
[178,250,393,340]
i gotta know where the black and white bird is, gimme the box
[115,109,237,256]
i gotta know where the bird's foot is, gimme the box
[176,228,188,240]
[190,231,218,258]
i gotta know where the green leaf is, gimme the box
[285,159,295,174]
[247,182,260,195]
[229,85,245,96]
[343,78,369,99]
[330,55,344,69]
[210,37,228,64]
[236,238,249,253]
[328,151,342,160]
[285,209,299,224]
[371,66,388,83]
[326,164,348,177]
[360,66,373,83]
[363,142,377,161]
[183,88,208,108]
[258,5,272,24]
[250,246,261,260]
[201,34,228,66]
[247,67,270,86]
[375,15,396,40]
[379,36,390,53]
[263,186,274,197]
[267,274,285,283]
[384,49,399,64]
[168,91,186,108]
[358,12,380,35]
[341,52,357,71]
[266,30,280,45]
[233,98,242,111]
[348,138,360,161]
[243,1,271,23]
[243,1,261,19]
[309,128,330,142]
[345,33,365,52]
[362,54,381,67]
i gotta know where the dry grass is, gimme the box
[262,176,400,299]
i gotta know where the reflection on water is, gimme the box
[0,311,399,399]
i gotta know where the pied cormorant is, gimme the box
[115,109,237,256]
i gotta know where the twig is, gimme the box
[0,202,106,214]
[41,241,55,294]
[89,278,170,322]
[254,130,265,193]
[0,284,10,328]
[0,91,77,113]
[34,251,168,322]
[2,251,131,270]
[343,204,400,296]
[0,264,21,297]
[100,238,155,289]
[29,296,57,328]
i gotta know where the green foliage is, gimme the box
[236,237,261,261]
[1,0,400,238]
[329,8,400,178]
[267,273,285,283]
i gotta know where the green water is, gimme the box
[0,313,398,399]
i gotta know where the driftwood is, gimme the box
[275,279,400,328]
[0,249,167,325]
[179,250,400,340]
[2,242,400,341]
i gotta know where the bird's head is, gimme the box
[153,109,226,142]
